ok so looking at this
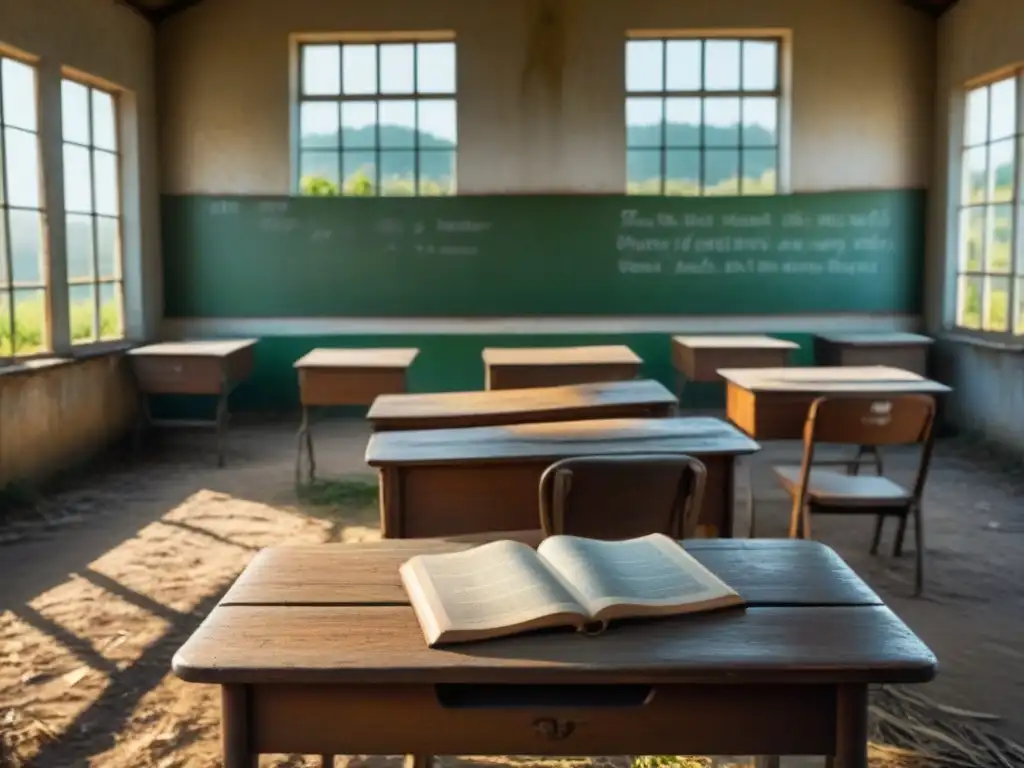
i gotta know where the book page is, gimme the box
[537,533,741,618]
[401,540,587,644]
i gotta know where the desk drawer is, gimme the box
[130,356,225,395]
[252,682,835,755]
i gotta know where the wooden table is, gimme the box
[293,348,419,483]
[482,346,642,390]
[172,538,937,768]
[365,417,759,540]
[814,332,934,376]
[367,379,677,431]
[671,335,798,396]
[127,339,258,467]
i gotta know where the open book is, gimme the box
[400,533,745,647]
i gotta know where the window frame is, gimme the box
[60,74,127,346]
[625,33,785,197]
[951,67,1024,340]
[292,34,458,197]
[0,52,49,360]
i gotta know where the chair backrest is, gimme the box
[805,395,936,447]
[538,453,707,540]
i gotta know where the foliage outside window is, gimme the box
[62,78,125,343]
[296,39,457,197]
[625,37,781,196]
[0,56,48,357]
[955,74,1022,335]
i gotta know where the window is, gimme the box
[625,37,781,196]
[296,39,457,196]
[955,73,1022,335]
[61,78,124,343]
[0,56,47,357]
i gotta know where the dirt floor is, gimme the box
[1,418,1023,768]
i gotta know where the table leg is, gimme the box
[321,756,335,767]
[295,406,310,486]
[215,389,229,469]
[305,409,317,483]
[676,374,688,410]
[833,684,869,768]
[745,457,757,538]
[222,685,256,768]
[404,755,434,768]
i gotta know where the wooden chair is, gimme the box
[539,454,707,539]
[772,395,936,595]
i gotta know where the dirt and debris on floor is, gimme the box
[1,420,1023,768]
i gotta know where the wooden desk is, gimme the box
[720,366,952,441]
[293,348,419,483]
[127,339,258,467]
[814,332,934,376]
[173,539,937,768]
[365,417,759,540]
[672,335,798,384]
[482,346,642,390]
[367,379,677,431]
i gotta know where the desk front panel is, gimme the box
[672,346,793,383]
[380,454,733,539]
[299,368,409,407]
[486,363,641,391]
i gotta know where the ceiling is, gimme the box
[120,0,960,24]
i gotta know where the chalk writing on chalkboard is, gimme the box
[258,201,289,215]
[437,220,492,233]
[209,200,240,216]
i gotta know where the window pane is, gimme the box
[302,45,341,96]
[988,138,1015,202]
[962,146,987,204]
[380,151,416,196]
[5,128,41,208]
[958,207,984,271]
[69,283,96,343]
[63,144,92,213]
[342,151,376,195]
[626,40,663,92]
[704,40,740,91]
[984,276,1010,332]
[665,149,699,196]
[379,101,416,147]
[965,86,988,146]
[341,101,377,148]
[989,78,1016,142]
[97,217,120,279]
[742,149,777,194]
[94,150,119,216]
[419,149,455,195]
[626,98,663,147]
[2,59,37,132]
[13,288,46,354]
[986,204,1012,272]
[417,42,456,94]
[665,98,700,147]
[66,214,94,280]
[9,209,43,284]
[299,151,340,193]
[379,44,414,94]
[704,149,740,195]
[742,98,777,146]
[627,149,661,194]
[704,98,740,147]
[343,44,377,95]
[743,41,777,91]
[99,282,123,340]
[665,40,700,91]
[418,100,457,146]
[0,292,7,355]
[957,275,982,329]
[300,102,340,148]
[61,80,90,144]
[1016,279,1024,335]
[0,213,7,286]
[92,89,117,151]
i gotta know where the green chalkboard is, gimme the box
[162,190,924,317]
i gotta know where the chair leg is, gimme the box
[870,515,885,555]
[893,513,909,557]
[787,498,802,538]
[913,505,925,596]
[801,502,813,540]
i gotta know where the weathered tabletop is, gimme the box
[813,332,934,347]
[719,365,952,440]
[813,333,934,376]
[482,345,642,366]
[367,379,677,431]
[173,539,936,768]
[293,347,420,369]
[127,339,259,359]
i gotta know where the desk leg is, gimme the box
[133,390,151,455]
[295,406,312,485]
[404,755,434,768]
[215,381,230,469]
[745,457,757,538]
[833,684,869,768]
[306,409,317,483]
[222,685,256,768]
